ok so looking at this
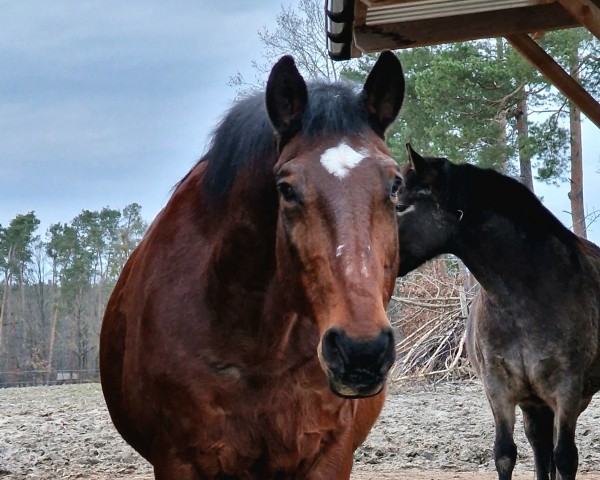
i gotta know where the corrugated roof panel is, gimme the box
[367,0,543,25]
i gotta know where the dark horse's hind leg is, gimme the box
[521,403,555,480]
[554,423,578,480]
[552,388,588,480]
[554,414,579,480]
[486,386,517,480]
[493,420,517,480]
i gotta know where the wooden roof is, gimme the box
[326,0,600,128]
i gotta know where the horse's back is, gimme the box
[578,236,600,396]
[467,236,600,402]
[579,236,600,293]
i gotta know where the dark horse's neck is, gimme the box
[449,165,579,301]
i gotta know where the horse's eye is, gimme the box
[396,203,410,213]
[390,177,402,198]
[277,182,297,203]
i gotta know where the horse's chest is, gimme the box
[190,379,351,476]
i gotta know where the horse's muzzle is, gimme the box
[321,327,396,398]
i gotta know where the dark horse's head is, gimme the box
[396,144,577,278]
[266,52,405,398]
[395,144,461,276]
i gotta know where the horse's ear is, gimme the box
[406,143,437,185]
[361,51,405,138]
[406,143,426,173]
[266,55,308,147]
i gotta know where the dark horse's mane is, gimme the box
[445,162,578,248]
[177,81,371,205]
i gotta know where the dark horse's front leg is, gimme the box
[520,403,555,480]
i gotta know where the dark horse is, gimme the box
[395,145,600,480]
[100,51,406,479]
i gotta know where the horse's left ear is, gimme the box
[361,51,405,138]
[406,143,438,186]
[266,55,308,147]
[406,143,425,173]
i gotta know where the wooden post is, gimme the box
[557,0,600,41]
[505,32,600,129]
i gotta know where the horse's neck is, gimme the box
[206,211,319,367]
[262,288,320,365]
[455,214,576,303]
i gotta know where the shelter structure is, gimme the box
[326,0,600,128]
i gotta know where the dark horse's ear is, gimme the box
[361,51,405,138]
[406,143,437,185]
[406,143,426,173]
[266,55,308,148]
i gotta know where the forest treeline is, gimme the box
[0,204,147,387]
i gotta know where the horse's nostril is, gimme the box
[322,327,396,377]
[322,329,347,371]
[378,329,395,363]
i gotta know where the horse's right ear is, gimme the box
[266,55,308,147]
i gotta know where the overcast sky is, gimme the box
[2,1,600,244]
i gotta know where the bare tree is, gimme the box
[0,245,14,355]
[540,28,600,238]
[568,54,587,238]
[229,0,343,95]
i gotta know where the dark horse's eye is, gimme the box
[390,177,402,198]
[277,182,297,203]
[396,203,410,213]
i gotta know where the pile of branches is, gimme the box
[387,258,477,382]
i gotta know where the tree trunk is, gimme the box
[19,264,27,355]
[516,95,534,192]
[0,271,9,356]
[0,246,14,356]
[46,297,60,385]
[495,38,509,173]
[567,48,587,238]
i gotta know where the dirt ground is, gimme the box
[0,381,598,479]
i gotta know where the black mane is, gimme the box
[445,162,577,247]
[188,81,370,205]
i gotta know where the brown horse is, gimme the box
[100,51,405,479]
[395,145,600,480]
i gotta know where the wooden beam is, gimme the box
[557,0,600,41]
[506,33,600,129]
[353,4,578,51]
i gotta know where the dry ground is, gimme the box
[0,381,598,479]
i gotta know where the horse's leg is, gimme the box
[151,436,204,480]
[305,430,354,480]
[306,454,353,480]
[552,385,585,480]
[304,391,382,480]
[485,381,517,480]
[553,410,580,480]
[153,457,203,480]
[521,403,555,480]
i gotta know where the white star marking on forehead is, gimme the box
[320,142,366,178]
